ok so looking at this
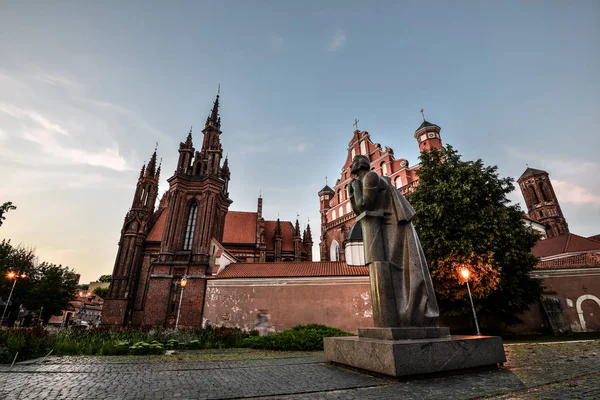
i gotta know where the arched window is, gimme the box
[381,162,388,176]
[539,182,549,202]
[346,202,351,214]
[360,141,367,155]
[351,148,356,159]
[330,240,340,261]
[395,176,402,188]
[332,209,337,220]
[183,203,198,250]
[338,190,342,203]
[530,185,539,204]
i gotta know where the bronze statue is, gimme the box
[349,155,440,327]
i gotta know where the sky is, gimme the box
[0,1,599,284]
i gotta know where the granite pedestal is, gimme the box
[324,328,506,377]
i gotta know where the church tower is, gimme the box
[518,167,569,239]
[127,91,233,328]
[318,183,335,261]
[414,119,443,153]
[103,149,161,325]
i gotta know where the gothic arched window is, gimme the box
[330,240,340,261]
[530,185,540,204]
[183,203,198,251]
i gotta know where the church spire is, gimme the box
[146,146,159,178]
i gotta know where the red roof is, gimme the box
[532,233,600,258]
[222,211,257,244]
[588,234,600,242]
[216,261,369,278]
[146,209,167,241]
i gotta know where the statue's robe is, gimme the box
[350,171,439,328]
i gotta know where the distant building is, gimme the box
[48,290,104,328]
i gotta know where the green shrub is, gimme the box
[0,325,251,363]
[241,324,353,351]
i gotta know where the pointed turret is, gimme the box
[303,223,313,262]
[146,149,158,178]
[178,127,195,175]
[293,217,302,261]
[139,163,146,179]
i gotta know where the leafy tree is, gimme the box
[0,202,17,227]
[26,263,78,323]
[407,145,542,326]
[0,240,37,324]
[98,274,112,283]
[93,286,109,299]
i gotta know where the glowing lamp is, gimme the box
[461,268,469,280]
[7,272,16,279]
[20,273,27,278]
[180,277,188,287]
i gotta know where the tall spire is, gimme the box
[146,148,158,177]
[207,88,220,128]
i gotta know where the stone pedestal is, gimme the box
[324,328,506,377]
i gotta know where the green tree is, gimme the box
[407,145,542,326]
[93,286,109,299]
[0,202,17,227]
[26,263,78,323]
[98,274,112,283]
[0,240,36,324]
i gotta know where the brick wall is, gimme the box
[204,277,373,333]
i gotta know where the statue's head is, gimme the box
[351,155,370,174]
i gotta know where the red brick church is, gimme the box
[101,94,311,327]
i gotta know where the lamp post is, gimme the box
[175,275,188,330]
[461,267,481,336]
[1,271,27,326]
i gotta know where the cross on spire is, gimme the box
[325,176,328,185]
[155,142,159,152]
[420,108,425,121]
[217,83,221,96]
[353,119,359,131]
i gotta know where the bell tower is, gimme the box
[518,167,569,239]
[103,148,160,326]
[414,110,443,152]
[318,182,335,261]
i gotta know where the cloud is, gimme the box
[552,180,600,206]
[288,143,307,152]
[0,103,69,136]
[0,103,130,171]
[328,30,347,52]
[269,33,284,49]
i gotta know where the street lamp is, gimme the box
[175,275,188,330]
[1,271,27,326]
[461,267,481,336]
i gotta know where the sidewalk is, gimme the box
[0,341,598,399]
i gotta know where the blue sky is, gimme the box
[1,1,598,283]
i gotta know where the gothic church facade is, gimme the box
[102,94,310,328]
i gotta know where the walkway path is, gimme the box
[1,341,598,399]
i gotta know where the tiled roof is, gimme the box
[216,261,369,278]
[146,209,167,241]
[532,233,600,258]
[319,185,335,193]
[519,167,547,179]
[536,253,600,270]
[223,211,257,244]
[417,120,438,130]
[588,234,600,242]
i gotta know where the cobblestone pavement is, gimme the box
[0,340,598,399]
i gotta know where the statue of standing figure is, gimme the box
[348,155,440,328]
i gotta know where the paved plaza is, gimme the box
[0,340,599,399]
